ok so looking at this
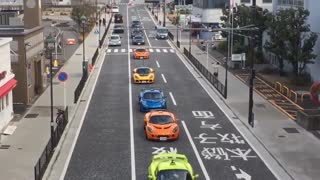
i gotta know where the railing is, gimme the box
[168,31,174,41]
[74,76,86,103]
[183,48,226,97]
[177,40,180,48]
[34,106,69,180]
[91,48,99,66]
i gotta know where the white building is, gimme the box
[0,38,17,132]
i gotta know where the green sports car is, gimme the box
[148,153,199,180]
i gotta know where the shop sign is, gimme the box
[0,71,7,81]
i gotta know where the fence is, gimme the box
[183,48,226,97]
[177,40,180,48]
[91,48,99,65]
[34,106,69,180]
[74,76,86,103]
[168,31,174,41]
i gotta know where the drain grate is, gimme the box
[25,113,39,118]
[0,145,10,149]
[283,128,299,134]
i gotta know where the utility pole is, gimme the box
[163,0,166,27]
[248,0,256,128]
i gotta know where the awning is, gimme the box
[0,78,17,98]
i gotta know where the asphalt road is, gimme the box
[64,1,277,180]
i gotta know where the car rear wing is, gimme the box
[152,153,188,162]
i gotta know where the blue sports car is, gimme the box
[138,88,167,112]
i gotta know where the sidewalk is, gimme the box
[0,13,110,180]
[153,8,320,180]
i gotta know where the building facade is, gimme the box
[0,37,17,131]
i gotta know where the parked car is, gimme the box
[108,34,121,46]
[111,6,119,13]
[132,35,145,45]
[114,13,123,23]
[113,24,124,33]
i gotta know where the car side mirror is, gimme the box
[194,174,199,178]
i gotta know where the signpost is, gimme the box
[57,71,68,108]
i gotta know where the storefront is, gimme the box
[0,38,17,131]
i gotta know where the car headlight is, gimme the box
[172,126,178,133]
[134,75,139,79]
[147,126,153,133]
[149,74,154,79]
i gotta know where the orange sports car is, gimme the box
[144,110,179,141]
[133,48,150,59]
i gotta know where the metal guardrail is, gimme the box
[177,40,180,48]
[183,48,226,97]
[168,31,174,41]
[34,107,69,180]
[74,76,86,103]
[92,48,99,65]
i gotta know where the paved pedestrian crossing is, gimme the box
[106,48,175,54]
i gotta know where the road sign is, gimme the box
[57,71,68,82]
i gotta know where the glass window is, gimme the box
[157,170,191,180]
[150,115,174,124]
[137,68,150,74]
[143,92,162,99]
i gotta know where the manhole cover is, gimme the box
[283,128,299,134]
[25,113,39,118]
[255,103,266,108]
[0,145,10,149]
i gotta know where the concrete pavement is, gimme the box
[0,13,111,180]
[153,8,320,180]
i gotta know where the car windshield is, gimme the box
[157,29,168,33]
[137,68,150,74]
[157,170,192,180]
[134,36,143,40]
[133,30,142,33]
[143,92,162,100]
[136,49,146,52]
[150,115,173,124]
[110,36,119,40]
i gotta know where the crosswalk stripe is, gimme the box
[114,49,119,53]
[107,49,112,53]
[163,49,168,53]
[129,49,133,52]
[149,49,154,52]
[170,49,175,53]
[121,49,126,52]
[156,49,161,52]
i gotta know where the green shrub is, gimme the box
[290,73,312,86]
[218,41,227,52]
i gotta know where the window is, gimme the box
[263,0,272,3]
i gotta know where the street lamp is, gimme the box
[46,34,56,148]
[80,15,88,80]
[176,10,179,45]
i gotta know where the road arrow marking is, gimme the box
[231,166,251,180]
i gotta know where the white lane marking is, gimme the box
[166,39,284,180]
[129,49,133,53]
[182,121,210,180]
[121,48,126,52]
[114,49,119,53]
[127,6,136,180]
[170,49,175,53]
[156,60,160,68]
[156,49,160,52]
[169,92,177,106]
[107,49,112,53]
[59,53,107,180]
[163,49,168,53]
[149,49,154,52]
[161,74,167,83]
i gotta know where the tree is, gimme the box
[266,8,318,76]
[71,2,95,33]
[220,4,271,63]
